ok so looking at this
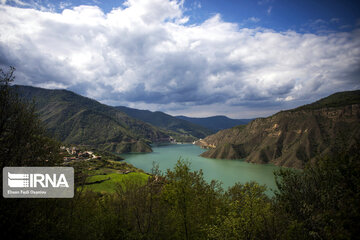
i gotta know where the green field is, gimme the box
[84,171,150,193]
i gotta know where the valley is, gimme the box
[16,85,360,170]
[1,0,360,238]
[2,69,360,240]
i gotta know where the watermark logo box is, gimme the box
[3,167,74,198]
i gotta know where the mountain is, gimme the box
[198,90,360,168]
[15,85,170,153]
[116,106,214,141]
[176,115,252,132]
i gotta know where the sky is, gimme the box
[0,0,359,118]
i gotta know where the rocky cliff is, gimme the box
[199,91,360,168]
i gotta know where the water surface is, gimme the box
[122,144,280,194]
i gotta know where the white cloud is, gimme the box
[267,6,272,15]
[330,18,340,23]
[258,0,271,5]
[12,0,28,6]
[59,2,72,10]
[247,17,260,23]
[0,0,359,118]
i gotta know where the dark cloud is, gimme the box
[0,1,359,118]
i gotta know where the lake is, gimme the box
[121,144,281,195]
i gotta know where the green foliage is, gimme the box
[274,153,360,240]
[84,172,149,193]
[207,182,272,240]
[161,160,224,240]
[231,124,247,130]
[0,67,61,168]
[291,90,360,111]
[177,115,252,132]
[15,85,168,153]
[1,69,359,239]
[1,154,360,240]
[116,106,214,140]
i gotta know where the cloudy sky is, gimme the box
[0,0,359,118]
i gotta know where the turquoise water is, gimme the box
[121,144,281,194]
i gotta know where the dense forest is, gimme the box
[1,67,360,240]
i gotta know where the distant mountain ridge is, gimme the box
[198,90,360,168]
[116,106,214,141]
[176,115,252,132]
[15,85,170,153]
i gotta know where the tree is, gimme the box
[207,182,273,240]
[274,153,360,240]
[111,165,170,240]
[161,159,223,240]
[0,67,62,240]
[0,66,61,168]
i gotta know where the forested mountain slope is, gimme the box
[116,106,214,141]
[16,85,170,153]
[176,115,252,132]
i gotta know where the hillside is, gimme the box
[15,85,170,153]
[176,115,252,131]
[116,106,214,141]
[198,90,360,168]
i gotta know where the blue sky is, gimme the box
[0,0,359,118]
[186,0,360,32]
[5,0,360,32]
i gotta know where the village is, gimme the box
[60,146,102,163]
[60,146,137,175]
